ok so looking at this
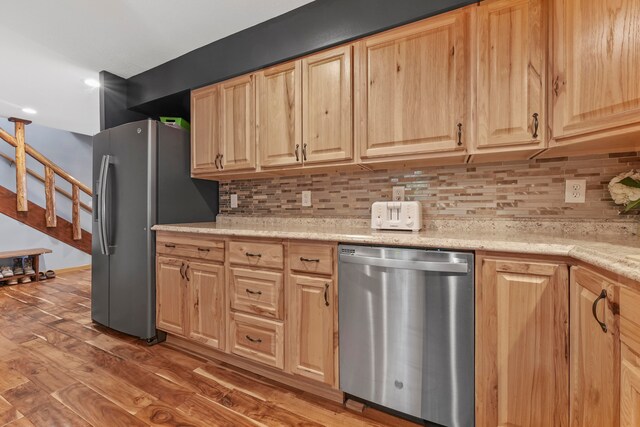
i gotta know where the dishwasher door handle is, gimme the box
[339,254,468,273]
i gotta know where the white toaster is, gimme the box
[371,201,422,232]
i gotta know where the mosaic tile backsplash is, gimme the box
[219,152,640,220]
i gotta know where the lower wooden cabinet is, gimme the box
[229,312,284,369]
[569,266,619,427]
[476,255,569,427]
[621,343,640,427]
[187,262,225,350]
[289,274,336,386]
[156,256,187,336]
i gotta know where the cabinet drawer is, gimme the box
[229,312,284,369]
[157,233,224,262]
[229,241,283,269]
[289,243,334,276]
[230,268,283,320]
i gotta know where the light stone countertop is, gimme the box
[152,217,640,284]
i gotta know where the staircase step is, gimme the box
[0,185,91,254]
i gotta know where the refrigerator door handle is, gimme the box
[96,155,107,255]
[99,155,112,255]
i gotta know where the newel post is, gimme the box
[8,117,32,212]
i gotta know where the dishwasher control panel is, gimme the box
[371,201,422,232]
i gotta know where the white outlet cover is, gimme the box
[302,191,312,207]
[392,186,405,201]
[565,179,586,203]
[230,194,238,208]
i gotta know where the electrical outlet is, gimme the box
[302,191,312,207]
[230,194,238,208]
[565,179,586,203]
[392,186,405,201]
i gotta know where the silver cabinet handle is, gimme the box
[98,155,111,255]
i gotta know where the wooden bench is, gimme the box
[0,248,52,283]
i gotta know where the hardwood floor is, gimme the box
[0,269,416,427]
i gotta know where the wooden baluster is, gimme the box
[72,185,81,240]
[9,117,31,212]
[45,166,56,227]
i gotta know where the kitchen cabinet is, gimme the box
[550,0,640,152]
[156,256,187,336]
[188,262,225,350]
[569,266,619,427]
[476,256,569,427]
[156,234,226,350]
[302,45,353,165]
[257,61,302,168]
[229,311,284,369]
[620,286,640,427]
[289,274,336,386]
[191,86,220,174]
[219,74,256,171]
[355,8,470,161]
[473,0,546,157]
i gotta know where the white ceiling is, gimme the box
[0,0,313,136]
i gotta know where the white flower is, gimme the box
[608,170,640,205]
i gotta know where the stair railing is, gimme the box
[0,117,92,240]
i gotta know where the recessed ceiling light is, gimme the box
[84,78,101,88]
[21,107,37,114]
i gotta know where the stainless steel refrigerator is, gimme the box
[91,119,217,341]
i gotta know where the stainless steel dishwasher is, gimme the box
[338,244,474,427]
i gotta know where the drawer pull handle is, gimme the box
[245,288,262,296]
[245,335,262,344]
[185,265,190,282]
[179,262,185,279]
[532,113,539,138]
[245,252,262,258]
[324,283,330,307]
[197,248,210,252]
[164,244,176,248]
[300,257,320,263]
[592,289,608,333]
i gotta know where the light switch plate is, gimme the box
[302,191,312,207]
[565,179,586,203]
[230,194,238,208]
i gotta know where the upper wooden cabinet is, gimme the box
[476,255,569,427]
[569,266,619,427]
[191,86,220,175]
[302,46,353,165]
[257,61,302,168]
[474,0,546,154]
[551,0,640,148]
[220,74,256,171]
[355,8,470,161]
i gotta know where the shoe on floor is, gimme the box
[0,266,13,277]
[38,272,47,281]
[18,276,31,284]
[6,278,18,285]
[45,270,55,279]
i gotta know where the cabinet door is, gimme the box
[187,261,225,350]
[257,61,302,168]
[356,9,469,160]
[476,257,569,427]
[156,256,186,336]
[191,86,219,174]
[302,46,353,164]
[569,267,619,427]
[220,75,256,171]
[552,0,640,141]
[289,275,335,385]
[476,0,545,150]
[621,343,640,427]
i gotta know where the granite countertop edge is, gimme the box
[151,223,640,284]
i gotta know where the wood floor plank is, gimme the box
[52,383,148,427]
[0,269,413,427]
[71,363,156,415]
